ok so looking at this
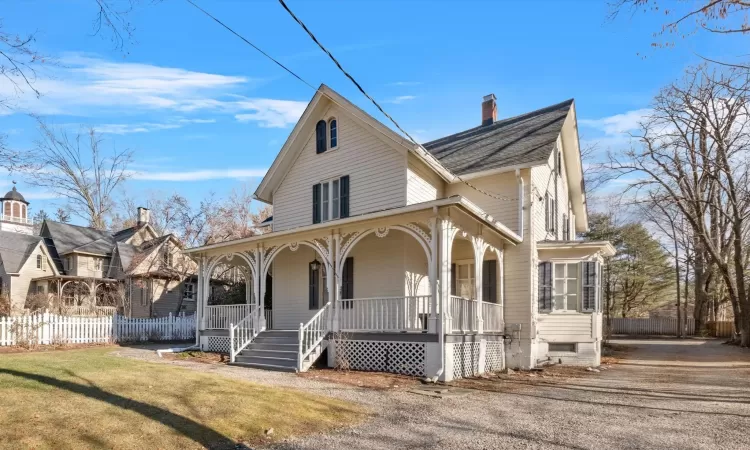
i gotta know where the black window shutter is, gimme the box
[482,260,497,303]
[339,175,350,218]
[309,263,319,309]
[582,261,597,311]
[538,262,552,310]
[315,120,327,154]
[450,263,456,296]
[312,184,321,224]
[342,257,354,308]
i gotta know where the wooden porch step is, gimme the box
[249,342,299,351]
[235,354,297,368]
[240,349,298,358]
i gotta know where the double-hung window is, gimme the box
[313,176,349,224]
[538,260,600,313]
[544,193,556,233]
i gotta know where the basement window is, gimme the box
[549,343,577,353]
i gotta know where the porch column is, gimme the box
[258,247,267,330]
[472,237,485,335]
[428,217,438,333]
[497,248,505,324]
[331,232,340,332]
[197,257,206,330]
[438,218,454,335]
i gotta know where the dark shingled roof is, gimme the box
[0,231,43,273]
[1,186,28,204]
[42,221,114,256]
[423,99,574,176]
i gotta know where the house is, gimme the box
[184,85,614,381]
[0,193,199,318]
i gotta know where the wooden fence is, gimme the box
[0,312,196,346]
[607,317,735,337]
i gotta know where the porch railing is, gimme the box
[337,295,431,332]
[482,301,503,332]
[205,304,251,329]
[264,309,273,330]
[298,301,331,371]
[229,305,259,363]
[1,215,32,225]
[450,296,477,332]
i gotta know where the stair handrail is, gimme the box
[229,305,259,363]
[298,301,332,371]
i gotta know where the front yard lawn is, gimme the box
[0,347,364,449]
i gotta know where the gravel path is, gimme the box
[115,340,750,450]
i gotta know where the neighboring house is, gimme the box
[185,85,614,381]
[0,193,199,318]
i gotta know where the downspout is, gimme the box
[515,169,524,241]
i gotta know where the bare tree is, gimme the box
[24,122,133,229]
[606,65,750,344]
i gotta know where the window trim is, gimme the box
[317,176,343,223]
[328,118,338,150]
[540,258,601,314]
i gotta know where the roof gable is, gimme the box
[0,231,44,273]
[254,84,452,204]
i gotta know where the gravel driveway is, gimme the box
[116,339,750,449]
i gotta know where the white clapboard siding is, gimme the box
[0,312,196,346]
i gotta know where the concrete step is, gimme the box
[229,362,296,373]
[240,349,298,358]
[235,354,297,368]
[248,342,299,352]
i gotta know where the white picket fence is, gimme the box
[0,312,196,346]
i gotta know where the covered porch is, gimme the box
[186,197,520,379]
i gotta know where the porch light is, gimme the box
[309,259,321,271]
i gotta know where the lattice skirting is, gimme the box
[484,340,504,372]
[336,340,426,377]
[206,336,230,353]
[452,342,480,379]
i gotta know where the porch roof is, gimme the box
[32,275,119,283]
[185,196,522,255]
[537,240,615,257]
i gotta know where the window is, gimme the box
[312,176,349,224]
[36,254,47,271]
[315,120,327,154]
[94,258,102,271]
[329,119,338,149]
[454,261,475,298]
[482,260,497,303]
[554,262,579,311]
[184,282,195,300]
[563,213,570,240]
[36,285,45,294]
[549,343,576,353]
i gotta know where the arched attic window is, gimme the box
[329,118,338,149]
[315,120,327,154]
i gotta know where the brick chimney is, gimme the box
[481,94,497,126]
[137,207,150,226]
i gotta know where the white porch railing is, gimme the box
[450,296,477,332]
[59,305,117,316]
[1,215,32,225]
[337,296,431,332]
[298,301,332,371]
[264,309,273,330]
[482,301,503,332]
[229,305,259,363]
[205,304,252,329]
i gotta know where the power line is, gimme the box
[183,0,514,202]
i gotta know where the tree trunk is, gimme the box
[693,246,709,335]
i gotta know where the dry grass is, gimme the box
[0,347,364,449]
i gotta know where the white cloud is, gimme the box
[0,53,306,127]
[130,168,267,182]
[579,109,652,136]
[234,99,307,128]
[384,95,417,105]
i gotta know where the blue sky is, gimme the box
[1,0,746,222]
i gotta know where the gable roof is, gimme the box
[423,99,574,176]
[0,231,43,273]
[254,84,455,203]
[42,221,115,256]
